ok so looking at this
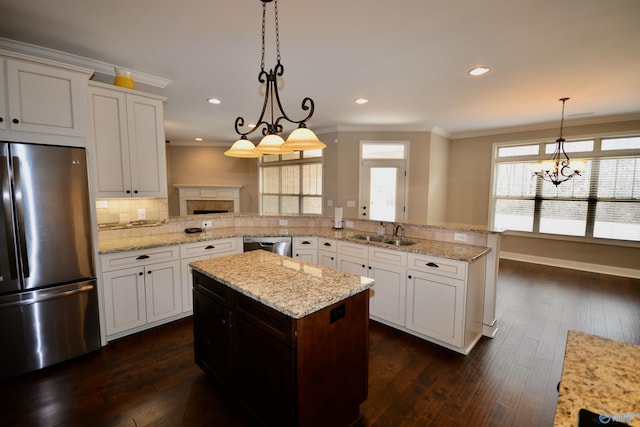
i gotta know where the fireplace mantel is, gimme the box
[175,185,242,215]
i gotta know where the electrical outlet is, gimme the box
[137,208,146,220]
[279,219,288,226]
[454,233,468,243]
[202,220,212,228]
[345,220,354,228]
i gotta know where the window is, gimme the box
[491,136,640,242]
[259,150,323,215]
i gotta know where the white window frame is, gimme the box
[489,134,640,243]
[259,151,323,215]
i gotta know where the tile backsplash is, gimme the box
[96,198,169,225]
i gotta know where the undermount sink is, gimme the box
[353,234,417,246]
[384,238,418,246]
[353,234,387,242]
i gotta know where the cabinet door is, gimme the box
[294,250,317,264]
[336,254,367,276]
[406,271,465,347]
[6,59,85,136]
[126,94,167,197]
[145,260,181,323]
[318,250,337,269]
[234,315,296,426]
[193,287,231,386]
[89,87,131,197]
[102,266,147,336]
[369,262,406,327]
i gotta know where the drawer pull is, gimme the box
[136,255,150,260]
[205,245,216,250]
[301,240,311,245]
[426,262,439,268]
[323,242,332,247]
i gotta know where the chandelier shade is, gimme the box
[224,0,325,158]
[533,98,582,186]
[224,136,262,158]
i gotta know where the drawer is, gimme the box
[180,237,241,258]
[407,253,467,280]
[369,246,407,266]
[101,245,180,272]
[292,236,318,249]
[318,238,337,252]
[337,241,368,259]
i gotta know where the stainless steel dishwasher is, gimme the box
[243,236,292,257]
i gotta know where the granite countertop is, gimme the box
[98,226,491,262]
[190,250,375,319]
[554,330,640,426]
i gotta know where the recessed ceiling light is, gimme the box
[469,67,490,76]
[195,137,203,141]
[354,98,369,105]
[207,98,221,104]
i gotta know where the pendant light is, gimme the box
[533,98,583,186]
[225,0,325,158]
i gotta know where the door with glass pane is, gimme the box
[360,159,406,221]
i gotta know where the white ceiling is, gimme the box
[1,0,639,145]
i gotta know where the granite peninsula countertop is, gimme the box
[190,250,375,319]
[98,226,491,262]
[554,330,640,426]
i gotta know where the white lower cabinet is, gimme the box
[101,245,182,339]
[318,238,337,269]
[180,237,242,312]
[292,236,318,264]
[336,241,407,327]
[336,242,486,354]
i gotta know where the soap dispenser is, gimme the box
[377,222,386,235]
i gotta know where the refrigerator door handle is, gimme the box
[12,157,30,278]
[0,284,95,308]
[0,157,18,281]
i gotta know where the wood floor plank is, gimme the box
[1,259,639,426]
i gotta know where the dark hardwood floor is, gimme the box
[2,259,639,427]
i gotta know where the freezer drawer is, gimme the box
[0,280,101,379]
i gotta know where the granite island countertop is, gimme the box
[98,226,491,262]
[190,250,375,319]
[554,330,640,426]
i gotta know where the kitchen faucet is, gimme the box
[393,223,404,238]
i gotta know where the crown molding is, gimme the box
[0,37,172,88]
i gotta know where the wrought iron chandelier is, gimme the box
[224,0,326,158]
[533,98,583,186]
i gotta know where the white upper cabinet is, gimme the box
[89,82,167,198]
[0,53,91,142]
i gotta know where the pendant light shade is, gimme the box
[254,133,293,154]
[224,136,262,158]
[282,126,327,151]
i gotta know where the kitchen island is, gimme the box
[190,250,375,427]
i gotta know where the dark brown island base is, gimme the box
[191,250,375,427]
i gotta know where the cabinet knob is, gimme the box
[134,190,138,194]
[126,190,131,194]
[147,270,152,274]
[0,117,4,123]
[408,275,412,279]
[12,118,19,124]
[138,272,143,276]
[368,265,372,270]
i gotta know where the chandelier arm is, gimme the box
[234,69,273,138]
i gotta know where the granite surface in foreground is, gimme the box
[554,330,640,426]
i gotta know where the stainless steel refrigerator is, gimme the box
[0,142,100,379]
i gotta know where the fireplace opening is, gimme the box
[186,199,235,215]
[193,209,229,214]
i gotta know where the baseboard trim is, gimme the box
[500,251,640,279]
